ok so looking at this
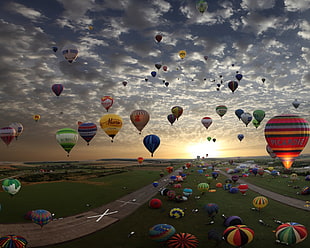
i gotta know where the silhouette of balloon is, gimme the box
[264,115,310,169]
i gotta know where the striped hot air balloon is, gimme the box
[223,225,254,247]
[0,235,28,248]
[197,183,209,192]
[149,224,176,242]
[264,115,310,169]
[167,233,199,248]
[253,196,268,210]
[55,128,78,156]
[275,222,308,245]
[78,122,97,145]
[216,105,227,118]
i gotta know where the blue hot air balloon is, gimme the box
[78,122,97,145]
[235,109,244,120]
[151,71,157,77]
[143,134,160,157]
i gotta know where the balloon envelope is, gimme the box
[171,106,183,120]
[78,122,97,145]
[178,50,186,59]
[201,117,212,129]
[196,0,208,13]
[51,84,64,97]
[101,96,114,112]
[9,122,23,139]
[0,127,16,146]
[228,81,238,93]
[56,128,78,156]
[143,134,160,157]
[0,235,28,248]
[235,109,244,120]
[237,134,244,141]
[149,224,175,242]
[2,178,21,196]
[99,114,123,142]
[241,112,252,126]
[31,209,52,227]
[292,99,300,109]
[155,34,162,43]
[223,225,254,247]
[276,222,308,245]
[167,114,176,125]
[130,110,150,134]
[62,46,78,63]
[253,110,265,123]
[253,196,268,210]
[33,114,40,122]
[216,105,227,118]
[264,115,310,169]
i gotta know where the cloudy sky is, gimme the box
[0,0,309,162]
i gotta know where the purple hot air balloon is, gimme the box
[51,84,64,97]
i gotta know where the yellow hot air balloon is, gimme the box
[33,114,41,122]
[178,50,186,59]
[99,114,123,142]
[130,110,150,134]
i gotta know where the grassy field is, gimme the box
[1,159,310,247]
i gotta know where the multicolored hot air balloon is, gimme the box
[55,128,78,156]
[130,110,150,134]
[275,222,308,245]
[143,134,160,157]
[2,178,21,196]
[0,127,16,146]
[9,122,23,140]
[99,114,123,142]
[216,105,227,118]
[228,81,238,93]
[171,106,183,120]
[167,233,199,248]
[101,96,114,112]
[197,183,209,193]
[62,45,78,63]
[196,0,208,13]
[201,117,212,129]
[178,50,186,59]
[149,224,176,242]
[0,235,28,248]
[169,208,185,219]
[137,157,144,165]
[167,114,177,125]
[31,209,52,227]
[264,115,310,169]
[51,84,64,97]
[204,203,219,218]
[33,114,40,122]
[78,122,97,145]
[253,196,268,210]
[223,225,254,247]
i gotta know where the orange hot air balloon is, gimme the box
[264,115,310,170]
[130,110,150,134]
[101,96,114,112]
[137,157,144,164]
[33,114,41,122]
[171,106,183,120]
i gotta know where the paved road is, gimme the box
[218,170,310,212]
[0,168,309,247]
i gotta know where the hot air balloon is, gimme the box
[151,71,156,77]
[149,224,175,242]
[223,216,243,227]
[122,81,127,86]
[204,55,208,61]
[237,134,244,141]
[155,63,162,70]
[252,119,260,129]
[33,114,40,122]
[78,122,97,145]
[143,134,160,157]
[167,114,176,125]
[130,110,150,134]
[228,81,238,93]
[235,109,244,120]
[31,209,52,227]
[2,178,21,196]
[0,127,16,146]
[51,84,64,97]
[62,45,78,63]
[223,225,254,247]
[197,183,209,193]
[204,203,219,218]
[167,233,199,248]
[235,73,243,81]
[178,50,186,59]
[101,96,114,112]
[99,114,123,142]
[155,34,162,43]
[264,115,310,169]
[266,144,276,158]
[9,122,23,140]
[171,106,183,120]
[292,99,300,109]
[253,196,268,210]
[253,110,265,123]
[56,128,78,156]
[201,117,212,129]
[261,78,266,83]
[275,222,308,245]
[196,0,208,13]
[238,184,248,195]
[240,112,252,127]
[137,157,144,165]
[52,46,58,52]
[169,208,185,218]
[163,65,168,71]
[216,105,227,118]
[207,136,212,141]
[0,235,28,248]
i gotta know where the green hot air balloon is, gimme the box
[253,110,265,123]
[2,178,21,196]
[56,128,78,156]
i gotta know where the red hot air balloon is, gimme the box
[228,81,238,93]
[201,117,212,129]
[0,127,16,146]
[101,96,114,112]
[238,184,248,195]
[137,157,144,164]
[264,115,310,170]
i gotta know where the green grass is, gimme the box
[0,170,161,223]
[48,167,310,248]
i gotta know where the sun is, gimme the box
[186,141,221,158]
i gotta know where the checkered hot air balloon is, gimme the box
[223,225,254,247]
[275,222,308,245]
[31,209,52,227]
[264,115,310,170]
[0,235,27,248]
[167,233,199,248]
[252,196,268,210]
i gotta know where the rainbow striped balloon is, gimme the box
[223,225,254,247]
[0,235,28,248]
[275,222,308,245]
[264,115,310,169]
